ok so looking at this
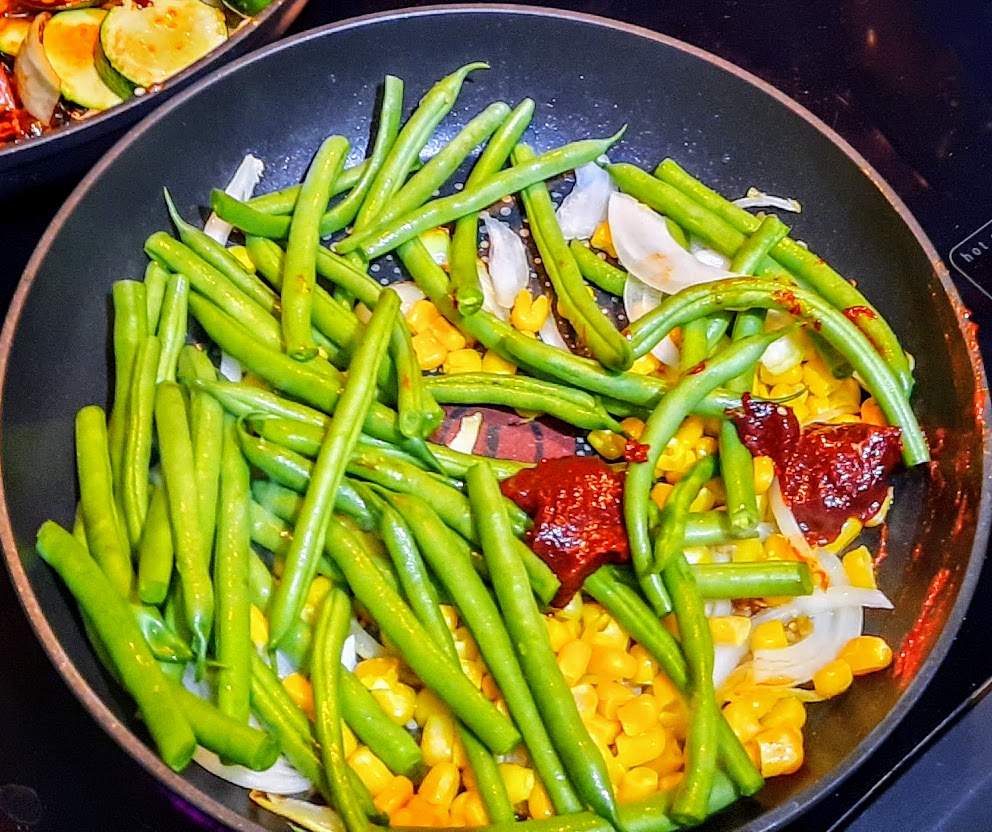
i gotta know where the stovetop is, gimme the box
[2,2,991,831]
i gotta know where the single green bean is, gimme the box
[144,261,169,333]
[252,474,375,534]
[268,290,397,646]
[155,273,189,383]
[570,241,627,296]
[247,158,369,214]
[718,419,760,537]
[154,382,214,665]
[680,317,711,372]
[651,454,718,575]
[467,463,618,826]
[137,483,173,606]
[108,280,147,508]
[340,130,626,259]
[76,405,133,598]
[36,522,196,771]
[132,604,193,664]
[121,335,161,547]
[683,510,754,546]
[694,561,813,598]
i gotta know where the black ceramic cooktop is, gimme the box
[2,2,991,831]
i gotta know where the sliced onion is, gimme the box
[733,187,802,214]
[448,412,483,454]
[350,617,385,659]
[219,351,243,382]
[538,314,570,351]
[609,193,733,293]
[713,643,749,690]
[204,154,265,244]
[195,748,312,794]
[250,792,343,832]
[15,14,60,124]
[768,478,814,559]
[689,237,731,270]
[759,310,805,375]
[556,159,616,240]
[482,214,529,309]
[475,260,509,321]
[622,274,679,366]
[419,227,451,269]
[389,281,426,318]
[705,599,733,618]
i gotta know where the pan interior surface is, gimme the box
[1,7,987,832]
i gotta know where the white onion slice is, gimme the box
[341,633,357,672]
[705,599,733,618]
[768,478,814,559]
[714,643,749,690]
[482,214,529,309]
[538,314,570,352]
[350,618,385,659]
[250,792,343,832]
[475,260,509,321]
[751,604,862,685]
[448,412,483,454]
[689,238,732,270]
[621,274,679,365]
[419,228,450,269]
[389,281,426,318]
[759,310,804,375]
[14,14,60,124]
[195,748,312,794]
[609,193,733,293]
[204,154,265,244]
[733,188,802,214]
[219,351,243,382]
[556,159,616,240]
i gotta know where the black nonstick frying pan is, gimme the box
[1,6,988,831]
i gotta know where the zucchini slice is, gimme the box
[43,9,123,110]
[0,19,31,57]
[98,0,227,90]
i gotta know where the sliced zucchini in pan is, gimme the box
[97,0,227,90]
[43,9,123,110]
[0,18,31,57]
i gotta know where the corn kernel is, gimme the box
[588,429,626,461]
[735,692,777,720]
[528,779,555,820]
[453,627,480,661]
[443,348,483,375]
[866,489,892,527]
[588,645,638,681]
[461,791,489,827]
[439,605,459,631]
[764,533,798,562]
[842,545,877,590]
[511,290,551,333]
[761,697,807,731]
[688,484,717,512]
[752,455,775,495]
[420,762,461,807]
[658,772,684,793]
[618,767,660,803]
[449,791,470,827]
[557,591,584,622]
[301,576,331,625]
[629,353,661,375]
[371,682,417,725]
[249,604,268,647]
[591,221,617,257]
[591,738,627,787]
[571,683,598,718]
[585,713,623,749]
[480,673,501,702]
[415,688,447,725]
[722,700,763,744]
[401,794,450,827]
[694,436,719,459]
[499,763,536,805]
[834,377,863,411]
[650,673,682,710]
[374,775,414,815]
[412,330,447,371]
[348,746,393,796]
[617,695,661,735]
[762,362,805,387]
[839,636,893,675]
[588,618,630,651]
[431,316,468,352]
[630,644,659,685]
[355,657,399,691]
[861,397,887,426]
[281,672,315,721]
[557,639,593,685]
[481,349,517,375]
[709,616,752,647]
[545,617,573,652]
[461,658,485,689]
[650,481,675,510]
[615,727,667,768]
[597,681,637,719]
[645,735,683,776]
[752,620,789,651]
[228,244,255,273]
[341,722,358,758]
[421,712,456,766]
[733,538,765,563]
[676,416,705,445]
[407,299,441,334]
[802,355,838,398]
[754,726,804,777]
[619,417,645,440]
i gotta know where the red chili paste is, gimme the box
[729,393,902,546]
[501,456,629,606]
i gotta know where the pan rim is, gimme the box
[1,5,989,831]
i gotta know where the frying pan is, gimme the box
[0,0,310,199]
[1,6,988,831]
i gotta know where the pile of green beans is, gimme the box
[34,60,924,832]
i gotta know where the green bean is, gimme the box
[108,280,147,504]
[570,241,627,296]
[247,158,369,214]
[726,310,764,394]
[252,474,375,533]
[163,189,280,313]
[467,463,618,826]
[680,317,710,372]
[36,522,196,771]
[340,130,625,259]
[268,290,398,647]
[683,510,755,546]
[76,406,133,598]
[247,499,347,588]
[450,98,535,314]
[623,277,928,466]
[145,261,169,333]
[694,561,813,598]
[324,516,520,754]
[339,670,425,779]
[121,335,161,547]
[626,328,793,614]
[281,136,350,359]
[662,550,720,825]
[513,143,632,371]
[145,232,283,351]
[137,484,173,606]
[353,63,488,236]
[653,159,914,394]
[213,418,252,724]
[155,273,189,383]
[718,419,759,537]
[154,382,213,665]
[651,454,717,575]
[132,604,193,664]
[424,373,623,432]
[312,587,370,832]
[168,680,280,771]
[209,192,293,239]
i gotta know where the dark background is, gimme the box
[2,2,992,831]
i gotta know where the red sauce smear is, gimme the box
[0,65,35,144]
[843,305,878,323]
[623,440,650,463]
[501,456,629,606]
[729,393,902,546]
[893,567,951,681]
